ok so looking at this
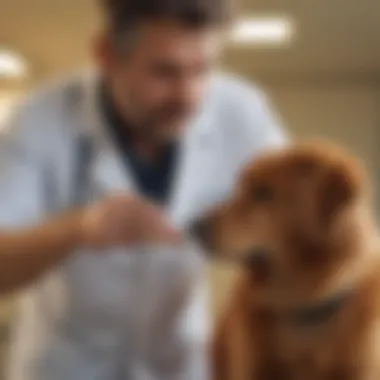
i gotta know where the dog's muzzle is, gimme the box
[189,218,211,248]
[243,247,272,282]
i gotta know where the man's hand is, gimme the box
[0,194,180,294]
[80,194,181,249]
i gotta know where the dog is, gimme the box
[194,141,380,380]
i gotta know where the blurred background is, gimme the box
[0,0,379,376]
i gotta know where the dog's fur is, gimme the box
[202,141,380,380]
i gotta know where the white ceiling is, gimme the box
[0,0,380,83]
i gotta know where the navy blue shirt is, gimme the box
[100,86,179,204]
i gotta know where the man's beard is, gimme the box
[134,106,194,143]
[135,120,184,143]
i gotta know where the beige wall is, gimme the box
[267,83,379,175]
[267,82,380,210]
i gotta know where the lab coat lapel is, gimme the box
[80,73,136,197]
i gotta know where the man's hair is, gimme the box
[101,0,231,47]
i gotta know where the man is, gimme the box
[0,0,286,379]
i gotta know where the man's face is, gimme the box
[97,20,222,142]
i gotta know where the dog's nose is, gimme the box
[244,248,272,282]
[189,218,210,246]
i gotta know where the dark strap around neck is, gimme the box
[287,289,352,327]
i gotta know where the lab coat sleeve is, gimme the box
[0,103,47,227]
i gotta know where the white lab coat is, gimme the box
[0,70,286,380]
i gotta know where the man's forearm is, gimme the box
[0,211,83,295]
[0,194,181,295]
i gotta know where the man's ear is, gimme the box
[319,166,357,227]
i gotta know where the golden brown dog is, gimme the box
[197,141,380,380]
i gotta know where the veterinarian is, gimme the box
[0,0,286,379]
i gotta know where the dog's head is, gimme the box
[194,141,373,304]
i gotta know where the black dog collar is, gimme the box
[286,289,353,327]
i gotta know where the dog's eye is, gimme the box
[252,186,273,203]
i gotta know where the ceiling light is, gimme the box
[0,50,28,78]
[230,16,295,46]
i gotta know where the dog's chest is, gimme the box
[255,324,358,380]
[253,351,357,380]
[253,359,291,380]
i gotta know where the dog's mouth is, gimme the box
[189,219,273,282]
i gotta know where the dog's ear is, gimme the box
[289,166,358,266]
[319,166,357,227]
